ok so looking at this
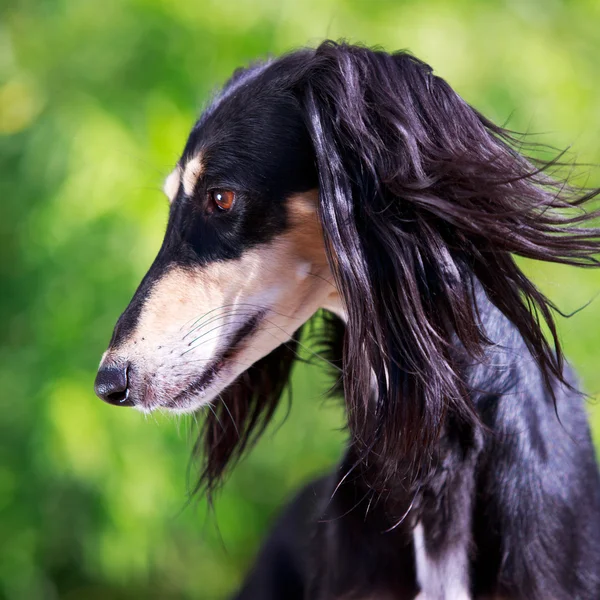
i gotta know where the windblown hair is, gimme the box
[194,41,600,498]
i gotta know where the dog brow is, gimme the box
[182,154,204,197]
[163,165,181,203]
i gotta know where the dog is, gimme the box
[95,41,600,599]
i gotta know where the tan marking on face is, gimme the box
[163,165,181,203]
[101,190,340,413]
[286,190,328,263]
[290,191,343,318]
[182,154,204,197]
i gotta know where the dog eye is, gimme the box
[209,189,235,212]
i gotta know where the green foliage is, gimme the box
[1,0,599,597]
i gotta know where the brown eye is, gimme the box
[209,189,235,212]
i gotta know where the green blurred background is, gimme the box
[1,0,600,598]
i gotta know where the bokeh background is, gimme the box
[1,0,600,598]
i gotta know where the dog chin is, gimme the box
[133,364,238,415]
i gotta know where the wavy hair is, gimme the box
[194,41,600,498]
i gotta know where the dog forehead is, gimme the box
[187,70,303,156]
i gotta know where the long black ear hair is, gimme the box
[192,313,345,498]
[298,41,600,488]
[191,334,300,498]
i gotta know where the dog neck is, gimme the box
[322,289,347,323]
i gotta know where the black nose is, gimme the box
[94,363,133,406]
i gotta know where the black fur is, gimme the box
[235,294,600,599]
[226,43,600,600]
[105,41,600,599]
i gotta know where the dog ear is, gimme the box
[299,41,600,488]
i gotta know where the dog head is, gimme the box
[95,57,339,415]
[95,41,600,491]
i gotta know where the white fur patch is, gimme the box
[413,523,471,600]
[163,166,181,203]
[295,261,311,281]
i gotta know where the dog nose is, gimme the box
[94,363,133,406]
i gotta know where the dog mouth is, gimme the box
[157,309,266,411]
